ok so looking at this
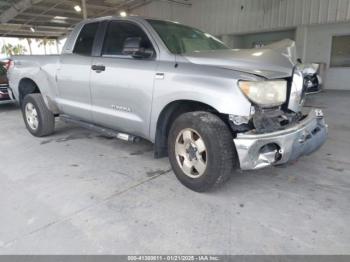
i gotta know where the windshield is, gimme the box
[147,19,229,54]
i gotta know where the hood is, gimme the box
[265,39,297,64]
[183,48,295,79]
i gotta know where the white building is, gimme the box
[134,0,350,90]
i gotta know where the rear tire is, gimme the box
[168,111,237,192]
[22,94,55,137]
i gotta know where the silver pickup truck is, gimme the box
[7,16,327,192]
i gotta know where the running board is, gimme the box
[60,115,140,143]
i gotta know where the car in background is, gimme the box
[0,59,11,101]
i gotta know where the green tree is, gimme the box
[36,38,56,54]
[20,38,33,54]
[12,44,27,55]
[1,43,27,56]
[26,38,33,54]
[1,43,14,56]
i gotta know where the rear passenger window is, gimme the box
[73,22,99,56]
[102,21,154,56]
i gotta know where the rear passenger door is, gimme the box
[56,22,99,122]
[90,20,158,138]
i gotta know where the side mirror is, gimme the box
[122,37,153,59]
[132,50,154,59]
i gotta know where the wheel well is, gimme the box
[154,100,228,158]
[18,78,40,104]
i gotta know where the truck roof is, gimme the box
[62,15,176,55]
[79,15,176,24]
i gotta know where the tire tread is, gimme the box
[168,111,237,192]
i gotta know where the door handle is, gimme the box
[91,65,106,72]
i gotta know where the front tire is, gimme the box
[168,111,237,192]
[22,94,55,137]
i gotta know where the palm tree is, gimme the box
[1,43,27,56]
[36,38,56,54]
[20,38,33,54]
[13,44,27,55]
[1,43,14,56]
[46,39,56,53]
[36,38,47,54]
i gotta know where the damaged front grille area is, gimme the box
[252,108,303,134]
[228,108,303,135]
[230,67,308,135]
[250,69,307,134]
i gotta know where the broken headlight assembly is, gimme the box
[239,80,287,108]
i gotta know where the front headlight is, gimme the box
[239,80,287,107]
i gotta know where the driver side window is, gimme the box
[73,22,99,56]
[102,21,154,57]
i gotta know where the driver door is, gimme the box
[90,20,158,138]
[57,22,100,122]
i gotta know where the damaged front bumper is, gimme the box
[233,108,328,170]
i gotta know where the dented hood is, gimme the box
[265,39,297,63]
[183,48,295,79]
